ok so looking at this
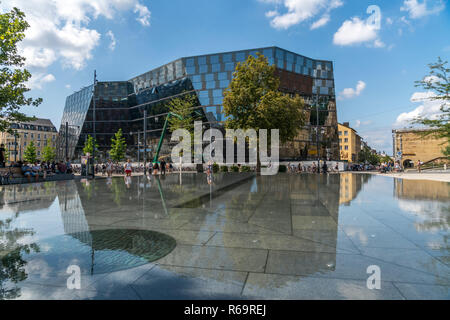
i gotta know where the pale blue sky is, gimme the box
[3,0,449,153]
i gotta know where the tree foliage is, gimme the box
[168,94,201,138]
[83,135,98,156]
[412,57,450,156]
[23,140,37,163]
[42,139,56,162]
[0,7,41,133]
[358,146,380,165]
[109,128,127,162]
[223,53,306,170]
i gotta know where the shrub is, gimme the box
[230,165,239,172]
[220,165,228,172]
[278,165,287,172]
[240,166,251,172]
[212,163,220,173]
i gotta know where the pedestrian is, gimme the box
[417,160,421,173]
[124,159,133,177]
[322,161,328,173]
[160,159,166,175]
[106,159,113,177]
[0,144,5,168]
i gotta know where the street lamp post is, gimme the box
[92,70,97,176]
[65,121,69,160]
[14,133,17,162]
[316,93,320,174]
[143,108,147,176]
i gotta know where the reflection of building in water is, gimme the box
[339,173,371,205]
[0,183,58,213]
[56,180,92,244]
[394,178,450,201]
[394,178,449,233]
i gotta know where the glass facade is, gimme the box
[59,46,338,161]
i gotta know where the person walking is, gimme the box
[417,160,422,173]
[322,161,328,173]
[124,159,133,177]
[0,144,5,168]
[160,159,166,176]
[106,159,113,177]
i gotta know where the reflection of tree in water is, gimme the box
[110,177,127,206]
[0,214,40,300]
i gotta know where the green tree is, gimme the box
[412,57,450,156]
[83,135,98,156]
[109,128,127,162]
[223,53,306,171]
[42,139,56,162]
[23,140,37,163]
[0,7,42,134]
[358,146,380,165]
[168,94,202,137]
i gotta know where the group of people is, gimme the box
[16,159,72,182]
[379,161,403,173]
[287,161,338,174]
[97,159,174,177]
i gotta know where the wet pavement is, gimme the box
[0,173,448,300]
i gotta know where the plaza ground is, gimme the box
[0,173,448,300]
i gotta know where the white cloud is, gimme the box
[354,120,372,128]
[310,14,330,30]
[400,0,445,19]
[65,84,71,89]
[1,0,151,72]
[261,0,343,30]
[134,3,151,26]
[106,30,116,51]
[27,73,56,90]
[394,91,448,127]
[338,80,366,100]
[333,17,382,47]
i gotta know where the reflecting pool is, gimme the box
[0,173,448,300]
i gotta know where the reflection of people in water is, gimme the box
[207,172,213,185]
[124,175,132,188]
[106,177,112,187]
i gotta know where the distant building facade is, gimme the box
[392,128,448,168]
[0,118,58,163]
[338,122,362,163]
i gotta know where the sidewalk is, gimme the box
[377,172,450,182]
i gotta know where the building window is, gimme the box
[344,138,348,143]
[338,131,342,136]
[344,131,348,136]
[345,146,348,150]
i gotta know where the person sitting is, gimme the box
[32,161,46,181]
[21,161,37,182]
[66,158,73,174]
[57,161,67,174]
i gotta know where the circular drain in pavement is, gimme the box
[4,229,177,275]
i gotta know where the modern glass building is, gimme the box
[57,46,339,161]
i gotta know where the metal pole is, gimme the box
[137,132,140,167]
[316,93,320,173]
[65,122,68,160]
[14,133,17,162]
[143,108,147,176]
[92,70,97,177]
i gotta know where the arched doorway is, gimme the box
[403,159,414,168]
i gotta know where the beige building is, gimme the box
[392,128,448,168]
[0,118,58,163]
[338,122,362,163]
